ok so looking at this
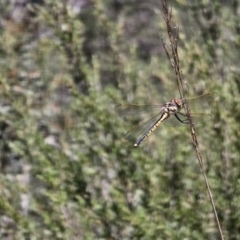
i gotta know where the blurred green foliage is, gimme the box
[0,0,240,239]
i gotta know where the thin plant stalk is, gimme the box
[160,0,224,239]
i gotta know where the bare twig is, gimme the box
[160,0,224,239]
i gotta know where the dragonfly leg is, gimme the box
[174,113,190,124]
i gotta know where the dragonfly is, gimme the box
[115,92,215,147]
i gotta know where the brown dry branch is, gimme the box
[160,0,224,239]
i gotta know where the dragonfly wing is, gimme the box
[123,112,166,143]
[186,92,217,112]
[175,112,213,125]
[115,104,164,116]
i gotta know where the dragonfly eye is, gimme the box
[174,98,183,107]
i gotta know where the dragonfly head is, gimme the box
[173,98,183,109]
[173,98,183,107]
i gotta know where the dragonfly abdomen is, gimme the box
[134,112,169,147]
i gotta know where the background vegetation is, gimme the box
[0,0,239,239]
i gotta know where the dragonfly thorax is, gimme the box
[163,98,183,114]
